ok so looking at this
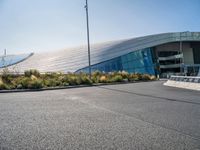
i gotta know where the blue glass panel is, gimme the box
[0,53,33,68]
[127,53,132,61]
[77,48,155,75]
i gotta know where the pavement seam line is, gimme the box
[98,86,200,106]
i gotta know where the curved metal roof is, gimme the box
[1,32,200,73]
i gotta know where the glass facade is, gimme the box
[0,53,33,68]
[77,48,155,75]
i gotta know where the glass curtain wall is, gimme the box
[77,48,155,75]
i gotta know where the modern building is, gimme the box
[1,32,200,76]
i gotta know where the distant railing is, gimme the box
[170,75,200,83]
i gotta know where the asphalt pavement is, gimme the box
[0,81,200,150]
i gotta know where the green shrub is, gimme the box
[0,83,10,90]
[41,72,63,87]
[92,71,101,77]
[43,79,62,87]
[150,75,157,80]
[49,72,63,79]
[0,77,10,90]
[43,79,55,87]
[1,71,17,84]
[141,74,151,81]
[24,69,40,77]
[0,78,4,85]
[99,76,108,83]
[80,76,93,85]
[42,72,54,79]
[75,72,92,85]
[62,82,69,86]
[27,79,43,89]
[18,77,43,89]
[16,84,23,89]
[91,71,102,83]
[128,74,139,81]
[30,75,38,80]
[24,70,31,77]
[68,76,80,85]
[136,73,143,80]
[111,75,123,82]
[57,75,66,82]
[20,77,32,89]
[91,76,100,83]
[11,76,24,88]
[120,71,129,79]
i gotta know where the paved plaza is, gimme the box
[0,81,200,149]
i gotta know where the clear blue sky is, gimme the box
[0,0,199,54]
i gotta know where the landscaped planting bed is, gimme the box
[0,69,156,90]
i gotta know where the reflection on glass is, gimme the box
[0,53,33,68]
[77,48,155,75]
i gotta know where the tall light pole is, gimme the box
[4,49,7,56]
[179,32,182,74]
[179,32,185,75]
[85,0,92,78]
[2,49,6,66]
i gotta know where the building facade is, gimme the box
[1,32,200,76]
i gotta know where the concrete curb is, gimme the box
[164,80,200,91]
[0,80,158,93]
